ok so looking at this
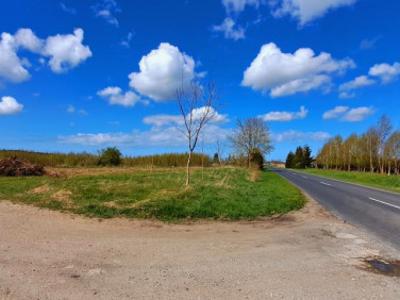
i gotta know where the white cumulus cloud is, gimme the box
[143,107,227,127]
[271,0,358,25]
[0,28,92,84]
[368,62,400,83]
[129,43,199,101]
[0,96,24,115]
[242,42,354,97]
[212,18,245,41]
[97,86,141,107]
[339,75,376,92]
[43,28,92,73]
[323,105,374,122]
[259,106,308,121]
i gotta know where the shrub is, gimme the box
[98,147,122,166]
[250,148,264,170]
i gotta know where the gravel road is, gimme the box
[0,199,399,299]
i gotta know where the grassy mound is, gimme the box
[0,167,305,221]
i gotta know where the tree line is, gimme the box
[315,116,400,175]
[285,145,313,169]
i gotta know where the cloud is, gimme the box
[337,61,400,98]
[67,105,87,115]
[338,75,376,97]
[93,0,120,27]
[212,18,245,41]
[14,28,43,53]
[0,32,31,83]
[222,0,261,14]
[97,86,141,107]
[322,105,349,119]
[323,105,374,121]
[67,105,75,113]
[259,106,308,121]
[129,43,199,101]
[368,62,400,83]
[143,107,228,127]
[61,106,229,147]
[242,42,354,97]
[59,124,229,147]
[61,125,230,147]
[272,130,331,143]
[0,96,24,115]
[43,28,92,73]
[0,28,92,83]
[60,3,77,15]
[360,36,381,50]
[271,0,357,25]
[342,106,374,122]
[120,31,134,48]
[143,114,183,127]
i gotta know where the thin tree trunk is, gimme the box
[185,151,192,186]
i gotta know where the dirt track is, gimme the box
[0,199,399,299]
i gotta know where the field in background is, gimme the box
[0,167,305,221]
[0,150,211,168]
[301,169,400,193]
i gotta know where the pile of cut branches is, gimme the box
[0,157,45,176]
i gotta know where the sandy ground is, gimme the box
[0,199,399,300]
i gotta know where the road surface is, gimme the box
[274,168,400,250]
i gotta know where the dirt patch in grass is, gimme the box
[31,184,50,194]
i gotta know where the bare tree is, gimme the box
[375,115,393,174]
[385,131,400,175]
[215,139,224,166]
[230,118,273,168]
[177,83,218,186]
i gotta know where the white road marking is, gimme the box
[368,197,400,211]
[320,181,332,186]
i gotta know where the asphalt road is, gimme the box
[274,168,400,250]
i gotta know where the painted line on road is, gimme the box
[368,197,400,211]
[320,181,332,187]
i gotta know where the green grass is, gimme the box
[300,169,400,193]
[0,167,305,221]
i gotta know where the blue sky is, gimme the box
[0,0,399,160]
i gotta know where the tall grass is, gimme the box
[0,150,211,168]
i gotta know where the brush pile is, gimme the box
[0,157,45,176]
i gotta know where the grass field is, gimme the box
[0,167,305,221]
[301,169,400,193]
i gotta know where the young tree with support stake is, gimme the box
[177,82,218,186]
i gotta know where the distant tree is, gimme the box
[213,153,220,164]
[230,118,273,168]
[293,146,304,169]
[98,147,122,166]
[177,82,218,186]
[385,131,400,175]
[250,148,265,170]
[302,145,313,168]
[285,151,295,168]
[375,115,393,174]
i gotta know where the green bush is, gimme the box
[250,148,264,170]
[98,147,122,166]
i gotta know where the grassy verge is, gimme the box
[0,167,305,221]
[300,169,400,193]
